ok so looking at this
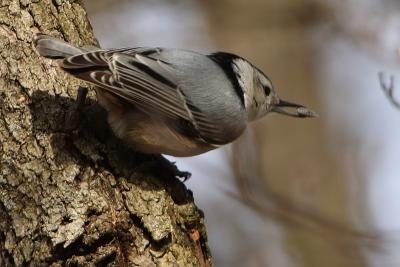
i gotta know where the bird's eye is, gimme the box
[263,86,271,96]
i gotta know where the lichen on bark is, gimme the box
[0,1,211,266]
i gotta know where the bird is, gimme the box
[33,33,317,157]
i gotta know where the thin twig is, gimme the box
[379,72,400,109]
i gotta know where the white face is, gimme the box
[232,58,279,121]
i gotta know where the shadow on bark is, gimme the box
[29,89,192,205]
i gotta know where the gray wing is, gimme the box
[60,48,230,145]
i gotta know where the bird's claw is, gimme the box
[64,86,88,132]
[156,156,192,182]
[168,161,191,182]
[175,170,192,182]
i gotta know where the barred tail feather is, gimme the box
[33,33,86,59]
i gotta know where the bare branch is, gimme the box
[379,72,400,109]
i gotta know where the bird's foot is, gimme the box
[64,86,88,133]
[153,155,193,204]
[170,163,192,182]
[164,160,192,182]
[156,155,192,182]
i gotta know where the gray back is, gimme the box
[157,49,247,143]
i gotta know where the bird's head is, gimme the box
[232,57,318,121]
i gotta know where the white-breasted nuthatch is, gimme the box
[34,33,317,157]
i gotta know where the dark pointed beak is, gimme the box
[272,99,318,118]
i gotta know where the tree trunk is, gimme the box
[0,1,211,266]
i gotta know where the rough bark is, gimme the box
[0,1,211,266]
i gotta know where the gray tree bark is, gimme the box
[0,1,212,266]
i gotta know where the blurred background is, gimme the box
[83,1,400,266]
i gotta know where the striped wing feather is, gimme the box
[60,48,223,144]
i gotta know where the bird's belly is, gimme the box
[129,127,214,157]
[109,111,215,157]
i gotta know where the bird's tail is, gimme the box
[33,33,86,59]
